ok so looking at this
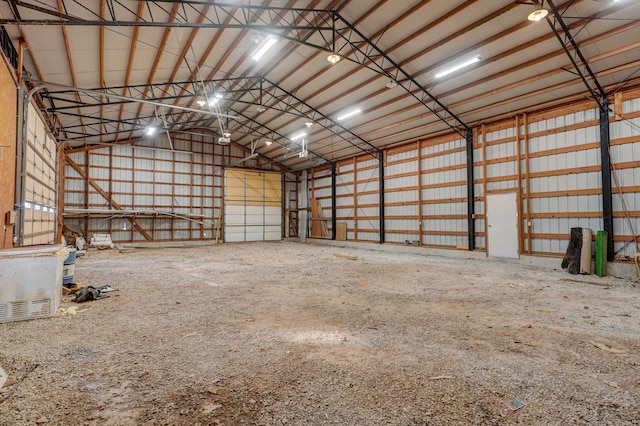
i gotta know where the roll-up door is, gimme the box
[224,169,281,242]
[20,103,57,246]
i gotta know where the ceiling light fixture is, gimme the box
[386,80,398,89]
[223,132,231,138]
[337,108,361,121]
[196,98,206,106]
[327,54,341,64]
[250,30,263,44]
[265,140,273,146]
[527,8,549,21]
[435,56,481,79]
[257,106,266,112]
[304,121,314,127]
[146,126,156,136]
[290,132,307,141]
[253,38,277,61]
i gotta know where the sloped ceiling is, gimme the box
[0,0,639,170]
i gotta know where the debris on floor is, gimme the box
[589,340,628,354]
[333,253,358,261]
[57,306,90,315]
[0,365,7,388]
[505,399,525,411]
[74,285,110,303]
[0,364,38,404]
[90,233,115,249]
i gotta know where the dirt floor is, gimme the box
[1,241,639,425]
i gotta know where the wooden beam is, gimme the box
[64,154,153,241]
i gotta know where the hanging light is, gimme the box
[327,54,341,64]
[528,7,549,21]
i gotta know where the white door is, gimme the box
[486,192,519,259]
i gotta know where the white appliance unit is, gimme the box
[0,244,66,323]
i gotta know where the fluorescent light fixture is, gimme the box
[196,99,206,106]
[265,140,273,146]
[435,56,481,79]
[146,126,157,136]
[253,38,277,61]
[327,54,341,64]
[208,98,218,106]
[528,8,549,21]
[337,108,361,121]
[304,121,314,127]
[290,132,307,141]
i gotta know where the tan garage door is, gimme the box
[224,169,281,242]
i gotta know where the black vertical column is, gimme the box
[600,98,614,261]
[378,150,385,244]
[331,161,337,241]
[466,128,475,251]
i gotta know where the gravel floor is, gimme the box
[1,241,639,425]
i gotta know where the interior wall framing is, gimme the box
[62,133,280,244]
[306,85,640,259]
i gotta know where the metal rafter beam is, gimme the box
[39,76,377,158]
[42,77,263,112]
[545,0,614,261]
[227,106,330,165]
[545,0,607,107]
[258,77,379,155]
[2,1,470,137]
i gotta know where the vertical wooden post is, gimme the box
[524,113,533,255]
[353,157,358,241]
[56,148,66,244]
[481,124,488,253]
[516,115,524,255]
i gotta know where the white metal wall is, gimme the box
[331,157,380,242]
[610,93,640,257]
[421,137,469,249]
[64,135,254,243]
[385,147,419,244]
[525,108,602,255]
[310,167,332,238]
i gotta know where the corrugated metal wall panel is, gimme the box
[62,139,262,243]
